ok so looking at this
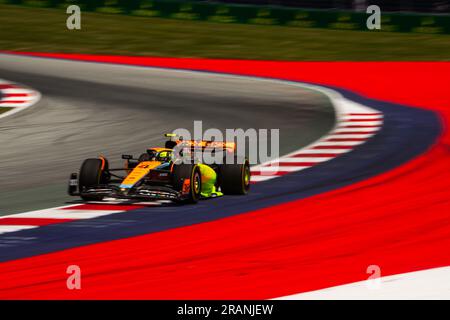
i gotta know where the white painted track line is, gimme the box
[273,157,332,162]
[12,209,124,220]
[274,267,450,300]
[0,225,38,235]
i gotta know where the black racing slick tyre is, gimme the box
[172,164,201,204]
[219,158,250,195]
[79,158,108,201]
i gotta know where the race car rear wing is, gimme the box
[177,140,236,151]
[165,133,236,152]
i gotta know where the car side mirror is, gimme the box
[122,154,133,160]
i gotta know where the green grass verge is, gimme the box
[0,108,13,114]
[0,4,449,60]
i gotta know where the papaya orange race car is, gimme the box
[68,134,250,204]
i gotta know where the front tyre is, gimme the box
[172,164,201,204]
[79,158,108,201]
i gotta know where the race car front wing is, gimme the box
[68,173,185,201]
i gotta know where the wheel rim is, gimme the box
[193,172,201,194]
[243,164,250,188]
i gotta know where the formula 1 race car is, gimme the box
[68,134,250,204]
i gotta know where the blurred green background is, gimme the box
[0,3,449,60]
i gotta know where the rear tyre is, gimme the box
[172,164,201,204]
[79,158,108,201]
[219,158,250,195]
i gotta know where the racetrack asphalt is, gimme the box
[0,53,335,215]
